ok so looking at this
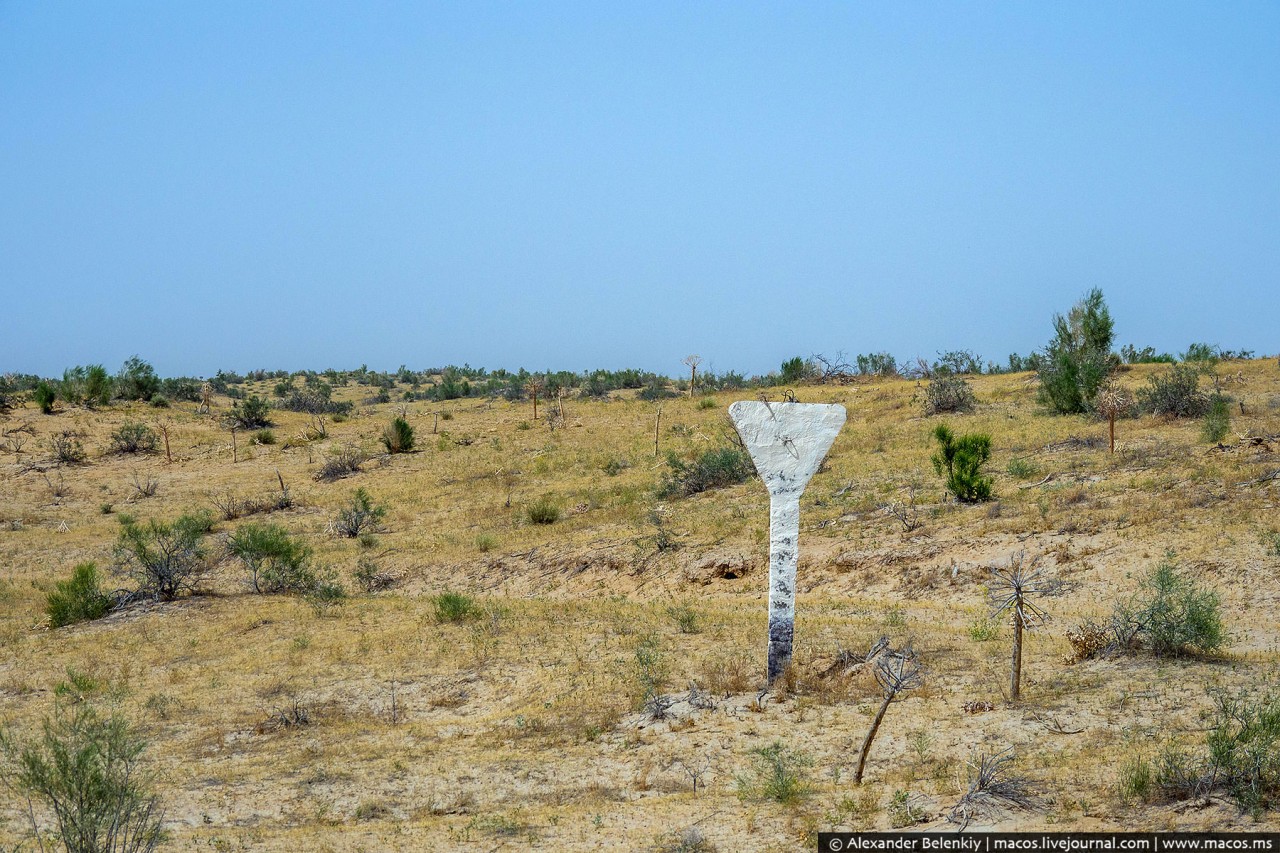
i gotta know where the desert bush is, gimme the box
[779,357,814,385]
[381,417,415,453]
[474,533,497,553]
[1203,689,1280,815]
[315,446,364,482]
[110,422,158,455]
[601,456,631,476]
[49,430,87,464]
[658,447,755,499]
[115,356,160,402]
[638,379,676,401]
[1137,364,1209,418]
[332,488,386,538]
[46,563,113,628]
[736,741,812,804]
[433,591,481,623]
[147,394,169,408]
[526,496,561,525]
[225,395,272,430]
[923,375,976,415]
[930,424,992,502]
[253,429,276,445]
[1202,394,1231,443]
[113,514,211,600]
[0,703,165,853]
[1115,554,1225,658]
[1037,288,1117,414]
[34,381,57,414]
[697,396,717,410]
[1006,458,1038,480]
[226,523,317,594]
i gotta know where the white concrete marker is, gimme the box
[729,401,846,684]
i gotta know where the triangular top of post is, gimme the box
[729,401,846,499]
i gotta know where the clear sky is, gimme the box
[2,2,1277,379]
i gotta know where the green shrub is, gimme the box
[433,591,481,623]
[475,533,498,553]
[0,703,165,853]
[658,447,755,499]
[34,381,56,414]
[1117,755,1154,804]
[110,422,158,455]
[736,741,812,804]
[226,523,317,594]
[333,488,387,537]
[780,357,813,385]
[48,430,87,464]
[923,375,976,415]
[1137,364,1209,418]
[665,601,702,634]
[1037,288,1117,414]
[225,395,272,429]
[1117,554,1225,658]
[381,416,415,453]
[1204,689,1280,816]
[1006,458,1039,480]
[113,514,210,600]
[253,428,276,445]
[148,394,170,408]
[1202,394,1231,443]
[930,424,993,502]
[526,496,561,525]
[315,446,365,482]
[115,356,160,402]
[46,563,113,628]
[697,396,717,410]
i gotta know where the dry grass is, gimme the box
[2,361,1280,847]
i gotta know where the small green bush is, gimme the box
[333,488,387,537]
[931,424,993,502]
[433,591,481,623]
[923,376,976,415]
[148,394,170,408]
[225,395,272,429]
[110,422,158,455]
[1117,554,1225,658]
[658,447,755,499]
[381,416,415,453]
[475,533,498,553]
[226,523,317,594]
[526,496,561,525]
[1202,394,1231,443]
[1006,458,1039,480]
[736,741,812,804]
[1137,364,1209,418]
[253,428,276,445]
[34,381,57,414]
[697,396,717,410]
[665,601,702,634]
[46,562,113,628]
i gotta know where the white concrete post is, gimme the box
[729,401,846,684]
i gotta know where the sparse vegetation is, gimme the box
[736,741,812,804]
[0,702,165,853]
[315,446,365,482]
[526,496,560,525]
[658,447,755,499]
[432,591,481,623]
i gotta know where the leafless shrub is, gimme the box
[130,472,159,501]
[210,490,245,521]
[853,643,924,783]
[315,446,364,482]
[42,471,69,500]
[48,429,87,465]
[672,756,712,794]
[947,747,1041,828]
[881,486,921,532]
[261,698,311,731]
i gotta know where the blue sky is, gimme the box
[2,2,1277,378]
